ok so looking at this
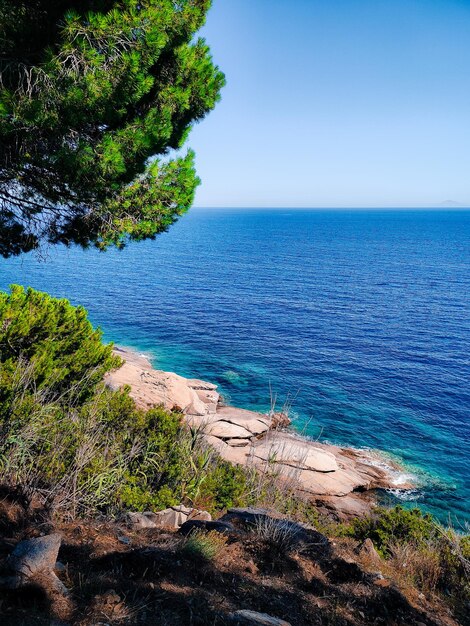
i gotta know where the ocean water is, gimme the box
[1,209,469,524]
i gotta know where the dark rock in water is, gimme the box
[179,519,237,536]
[228,609,292,625]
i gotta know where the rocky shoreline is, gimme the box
[106,347,412,518]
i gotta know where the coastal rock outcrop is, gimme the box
[107,348,408,518]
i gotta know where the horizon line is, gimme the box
[192,205,470,210]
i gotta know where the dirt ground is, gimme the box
[0,490,464,626]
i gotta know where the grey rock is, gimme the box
[7,534,62,581]
[154,508,188,528]
[1,534,68,596]
[125,512,157,529]
[228,610,292,625]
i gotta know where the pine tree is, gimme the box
[0,1,225,256]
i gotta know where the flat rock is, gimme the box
[187,379,218,391]
[204,435,253,465]
[226,439,251,447]
[217,406,271,433]
[288,465,368,496]
[252,436,338,472]
[317,495,372,519]
[206,421,254,440]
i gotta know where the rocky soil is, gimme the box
[106,348,411,518]
[0,492,461,626]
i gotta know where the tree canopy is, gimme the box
[0,0,225,256]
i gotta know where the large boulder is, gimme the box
[7,533,62,582]
[1,533,67,595]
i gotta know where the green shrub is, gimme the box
[343,506,435,557]
[0,286,258,517]
[0,285,120,411]
[197,461,249,513]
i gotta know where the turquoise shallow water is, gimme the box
[0,209,469,524]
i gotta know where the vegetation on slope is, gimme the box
[0,286,468,624]
[0,286,247,516]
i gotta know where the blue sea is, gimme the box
[1,209,469,524]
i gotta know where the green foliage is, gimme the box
[0,286,256,516]
[0,285,119,414]
[343,506,435,557]
[197,461,249,513]
[0,0,225,256]
[180,529,227,562]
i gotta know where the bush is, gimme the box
[0,285,120,410]
[0,286,258,518]
[343,506,435,557]
[196,461,249,513]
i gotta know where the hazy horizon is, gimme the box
[192,204,470,210]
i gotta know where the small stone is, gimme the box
[125,512,156,529]
[118,536,131,545]
[354,538,381,563]
[228,610,291,625]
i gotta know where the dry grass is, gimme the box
[179,529,228,562]
[387,540,442,594]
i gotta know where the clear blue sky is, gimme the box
[188,0,470,208]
